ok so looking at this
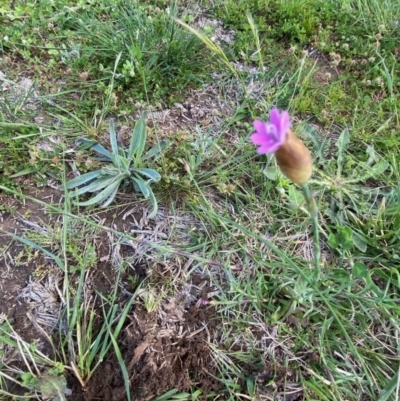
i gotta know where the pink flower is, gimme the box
[250,108,291,154]
[250,107,313,184]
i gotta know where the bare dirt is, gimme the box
[69,303,221,401]
[0,187,225,401]
[0,188,60,347]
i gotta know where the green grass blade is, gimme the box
[142,140,168,161]
[102,307,131,401]
[151,389,180,401]
[379,369,400,401]
[1,232,65,272]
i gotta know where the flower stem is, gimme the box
[301,184,321,277]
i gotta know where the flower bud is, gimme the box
[274,129,312,184]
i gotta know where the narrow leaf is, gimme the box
[103,310,131,401]
[74,178,122,206]
[62,170,103,190]
[67,176,116,197]
[9,167,36,178]
[109,119,121,168]
[132,177,150,198]
[119,156,131,173]
[142,140,168,161]
[77,138,112,159]
[5,232,65,271]
[128,113,147,161]
[101,184,120,208]
[152,389,179,401]
[135,168,161,182]
[147,187,158,219]
[336,128,350,176]
[379,370,400,401]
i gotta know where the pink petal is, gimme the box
[250,132,269,146]
[256,142,281,154]
[279,110,291,138]
[251,133,281,153]
[251,109,291,154]
[269,108,281,134]
[253,120,267,136]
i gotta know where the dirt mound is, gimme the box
[69,304,220,401]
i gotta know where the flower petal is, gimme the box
[256,142,281,154]
[279,110,291,138]
[251,133,281,153]
[253,120,268,136]
[250,132,269,146]
[251,109,291,154]
[269,108,281,136]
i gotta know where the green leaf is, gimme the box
[352,262,368,279]
[132,177,150,198]
[147,186,158,218]
[337,225,353,250]
[327,233,339,250]
[128,113,147,162]
[135,168,161,182]
[67,176,117,197]
[352,231,367,253]
[9,167,36,178]
[287,185,304,208]
[77,138,112,159]
[109,119,121,168]
[353,262,386,299]
[151,389,180,401]
[300,123,330,163]
[379,370,400,401]
[101,183,120,207]
[263,166,278,180]
[142,140,168,161]
[336,128,350,176]
[74,178,122,206]
[5,233,65,272]
[371,160,389,178]
[365,145,376,165]
[102,308,131,401]
[119,156,131,174]
[62,170,103,190]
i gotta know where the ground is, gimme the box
[0,189,224,400]
[1,185,302,401]
[1,1,400,400]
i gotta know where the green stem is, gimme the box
[301,184,321,277]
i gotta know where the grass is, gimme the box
[1,0,400,400]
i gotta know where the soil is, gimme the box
[0,188,60,346]
[69,304,221,401]
[0,187,224,401]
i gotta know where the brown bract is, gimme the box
[275,129,312,185]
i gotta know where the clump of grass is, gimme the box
[0,0,213,106]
